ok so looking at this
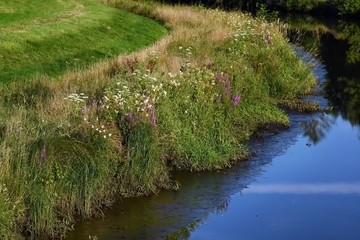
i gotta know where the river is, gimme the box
[66,16,360,240]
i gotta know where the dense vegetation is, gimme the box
[159,0,360,17]
[0,0,318,239]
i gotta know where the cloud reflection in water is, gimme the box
[245,182,360,195]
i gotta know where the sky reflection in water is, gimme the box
[245,182,360,195]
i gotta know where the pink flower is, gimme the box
[232,95,242,106]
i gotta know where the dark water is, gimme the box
[66,18,360,240]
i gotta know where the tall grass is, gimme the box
[0,0,317,238]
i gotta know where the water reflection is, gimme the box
[287,17,360,127]
[300,113,335,145]
[245,182,360,194]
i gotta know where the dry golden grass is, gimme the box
[13,2,246,119]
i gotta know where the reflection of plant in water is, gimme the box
[293,18,360,129]
[165,198,231,239]
[301,114,336,145]
[335,77,360,125]
[214,198,231,215]
[165,218,205,240]
[337,22,360,64]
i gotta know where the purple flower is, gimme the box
[79,131,86,139]
[81,106,87,114]
[147,106,155,114]
[232,95,242,106]
[127,113,133,121]
[41,145,47,160]
[151,116,157,126]
[265,34,271,44]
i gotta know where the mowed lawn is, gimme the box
[0,0,168,83]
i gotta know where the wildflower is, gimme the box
[232,95,242,106]
[80,132,86,139]
[265,34,271,44]
[41,145,47,160]
[81,106,87,114]
[151,116,157,126]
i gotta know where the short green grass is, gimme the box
[0,0,168,83]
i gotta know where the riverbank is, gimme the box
[0,0,317,239]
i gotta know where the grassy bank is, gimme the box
[0,0,317,239]
[0,0,167,83]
